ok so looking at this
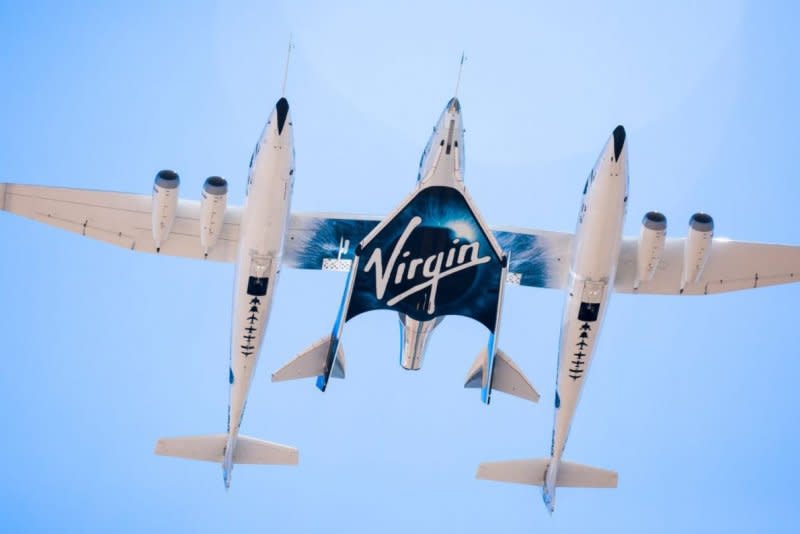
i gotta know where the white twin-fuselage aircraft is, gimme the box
[476,127,629,511]
[2,97,302,489]
[3,87,800,513]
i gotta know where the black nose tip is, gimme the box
[613,125,626,160]
[276,97,289,134]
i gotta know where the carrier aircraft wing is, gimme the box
[0,183,242,262]
[615,237,800,295]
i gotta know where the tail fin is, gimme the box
[476,458,617,513]
[154,434,298,465]
[464,348,539,403]
[272,335,346,383]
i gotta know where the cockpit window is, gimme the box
[416,146,427,182]
[582,169,595,195]
[417,135,435,182]
[249,142,260,169]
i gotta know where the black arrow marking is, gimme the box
[250,297,261,305]
[241,345,255,351]
[244,335,255,342]
[571,360,585,367]
[576,340,588,349]
[245,326,256,333]
[580,323,591,331]
[249,305,259,313]
[248,315,258,323]
[574,352,586,358]
[241,351,253,357]
[579,331,588,339]
[569,374,582,381]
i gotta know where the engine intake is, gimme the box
[203,175,228,195]
[154,169,179,189]
[689,212,714,232]
[152,169,180,251]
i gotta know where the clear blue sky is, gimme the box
[2,1,800,531]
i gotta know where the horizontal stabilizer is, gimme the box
[556,461,618,488]
[272,335,346,382]
[464,347,539,402]
[476,458,617,488]
[154,434,298,465]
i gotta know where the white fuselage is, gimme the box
[398,98,465,369]
[544,129,628,508]
[225,99,294,473]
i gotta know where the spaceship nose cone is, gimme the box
[447,97,461,113]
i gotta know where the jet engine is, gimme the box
[200,176,228,256]
[398,314,443,370]
[636,211,667,287]
[152,170,180,251]
[681,212,714,291]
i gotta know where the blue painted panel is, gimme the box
[345,186,504,331]
[286,216,557,290]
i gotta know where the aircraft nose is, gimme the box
[447,97,461,113]
[444,97,461,115]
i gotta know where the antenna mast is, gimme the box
[453,52,466,97]
[281,35,294,97]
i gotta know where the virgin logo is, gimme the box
[363,216,491,314]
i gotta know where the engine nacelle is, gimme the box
[681,212,714,291]
[200,176,228,256]
[636,211,667,287]
[152,170,180,251]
